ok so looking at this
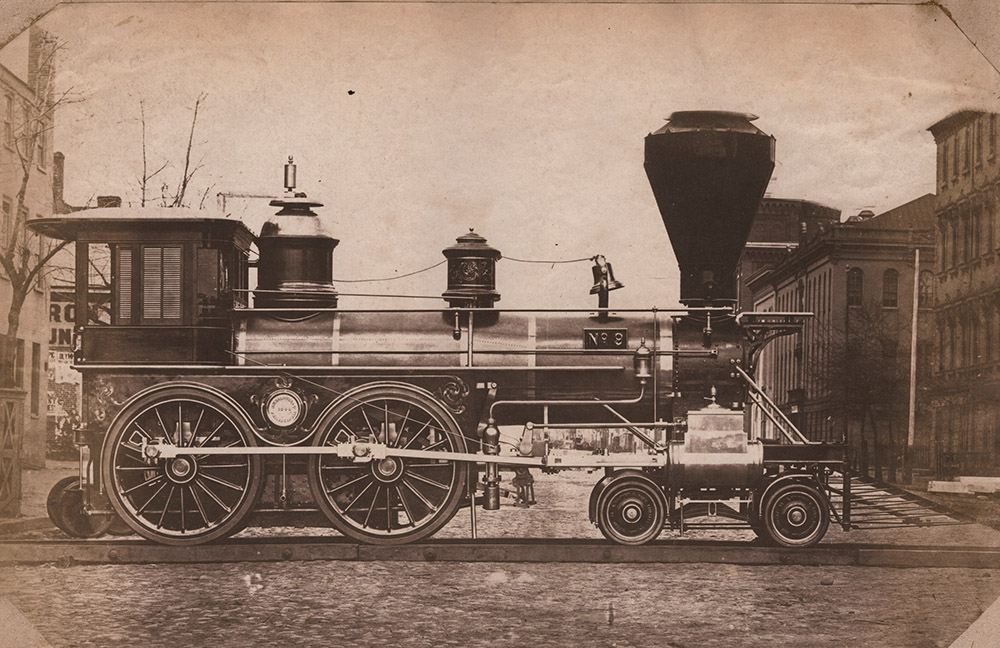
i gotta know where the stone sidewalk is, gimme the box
[0,596,53,648]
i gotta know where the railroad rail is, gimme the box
[2,537,999,569]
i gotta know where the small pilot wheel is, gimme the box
[747,498,770,543]
[763,482,830,548]
[308,385,467,545]
[102,388,264,545]
[595,476,666,546]
[46,476,113,538]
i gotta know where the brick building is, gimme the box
[1,28,56,467]
[927,110,1000,475]
[736,197,841,313]
[748,195,936,477]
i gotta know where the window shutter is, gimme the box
[143,247,162,320]
[162,246,182,319]
[142,246,182,321]
[118,248,132,321]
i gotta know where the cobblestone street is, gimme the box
[2,561,999,648]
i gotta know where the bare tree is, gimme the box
[817,303,909,482]
[171,93,206,208]
[136,99,168,207]
[135,93,208,209]
[0,32,75,386]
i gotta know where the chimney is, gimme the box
[26,27,54,102]
[52,152,84,214]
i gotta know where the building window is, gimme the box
[919,270,934,308]
[882,269,898,308]
[952,134,960,179]
[974,210,982,258]
[35,129,46,170]
[847,268,863,307]
[964,216,971,263]
[939,143,947,189]
[3,94,12,146]
[30,342,40,415]
[960,318,969,368]
[990,115,997,159]
[964,126,971,173]
[972,316,980,365]
[949,320,956,369]
[142,246,183,321]
[986,309,994,363]
[976,120,984,166]
[14,338,25,388]
[949,220,958,268]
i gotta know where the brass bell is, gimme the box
[590,255,624,294]
[590,255,623,309]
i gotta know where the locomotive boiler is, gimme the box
[32,111,849,548]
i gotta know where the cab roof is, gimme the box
[28,207,257,243]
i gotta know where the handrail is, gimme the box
[731,364,812,445]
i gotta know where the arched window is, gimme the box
[919,270,934,308]
[847,268,863,307]
[882,269,898,308]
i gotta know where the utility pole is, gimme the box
[904,247,920,483]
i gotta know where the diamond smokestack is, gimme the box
[644,111,775,306]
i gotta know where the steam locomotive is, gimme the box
[33,111,850,548]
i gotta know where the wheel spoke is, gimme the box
[407,471,450,491]
[400,478,437,512]
[189,483,209,525]
[385,487,393,532]
[200,472,245,492]
[135,480,169,515]
[392,405,412,448]
[158,486,175,529]
[195,477,232,514]
[154,406,170,438]
[194,421,226,448]
[122,473,165,495]
[188,407,205,447]
[361,406,376,441]
[422,438,448,452]
[400,419,432,450]
[327,473,368,494]
[362,486,381,528]
[383,401,390,446]
[394,485,416,527]
[343,481,374,512]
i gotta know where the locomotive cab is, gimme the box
[31,208,254,364]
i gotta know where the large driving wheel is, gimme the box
[762,482,830,548]
[308,384,467,545]
[101,386,264,545]
[594,473,667,546]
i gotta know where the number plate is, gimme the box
[583,328,628,349]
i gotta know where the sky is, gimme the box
[2,2,999,308]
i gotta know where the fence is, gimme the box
[0,389,24,517]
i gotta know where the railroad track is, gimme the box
[2,537,999,569]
